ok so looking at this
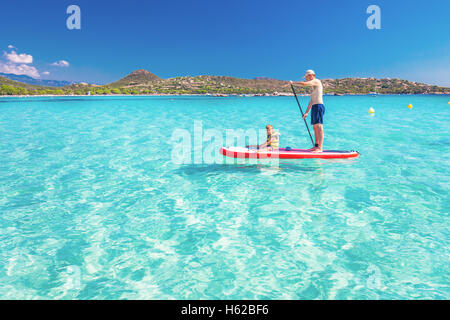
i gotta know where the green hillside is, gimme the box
[1,71,449,96]
[0,76,66,95]
[103,71,450,95]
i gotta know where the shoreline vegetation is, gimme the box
[1,93,450,98]
[1,69,449,97]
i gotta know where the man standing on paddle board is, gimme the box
[290,70,325,152]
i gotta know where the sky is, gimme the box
[0,0,449,86]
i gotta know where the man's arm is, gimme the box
[292,79,319,87]
[303,100,313,120]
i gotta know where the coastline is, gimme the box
[1,92,449,98]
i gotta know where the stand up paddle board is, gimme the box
[220,147,359,159]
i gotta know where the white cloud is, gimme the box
[51,60,70,67]
[5,51,33,64]
[42,71,50,75]
[8,44,16,49]
[0,62,40,78]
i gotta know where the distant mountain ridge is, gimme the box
[0,73,73,87]
[1,69,449,95]
[104,70,449,95]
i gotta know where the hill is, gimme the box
[103,71,450,95]
[321,77,448,95]
[1,70,449,96]
[0,76,68,95]
[0,75,47,89]
[109,69,162,88]
[0,73,73,87]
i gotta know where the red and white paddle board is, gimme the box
[220,147,359,159]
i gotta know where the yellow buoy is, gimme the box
[368,107,375,114]
[408,104,413,109]
[448,101,450,105]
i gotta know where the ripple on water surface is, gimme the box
[0,95,448,299]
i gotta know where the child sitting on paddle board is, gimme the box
[249,124,280,151]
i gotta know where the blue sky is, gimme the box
[0,0,449,85]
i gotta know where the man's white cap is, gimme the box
[303,69,315,78]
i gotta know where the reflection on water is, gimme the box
[0,95,448,299]
[174,161,329,176]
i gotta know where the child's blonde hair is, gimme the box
[266,124,273,129]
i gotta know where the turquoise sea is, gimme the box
[0,95,448,299]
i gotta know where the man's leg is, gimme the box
[309,126,319,150]
[312,124,324,152]
[313,125,319,150]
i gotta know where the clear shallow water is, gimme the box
[0,95,448,299]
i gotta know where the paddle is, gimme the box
[290,83,315,147]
